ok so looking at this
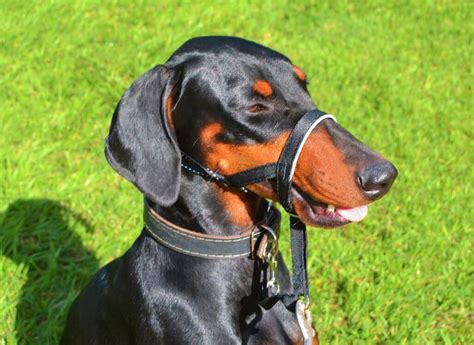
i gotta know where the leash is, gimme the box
[146,109,336,344]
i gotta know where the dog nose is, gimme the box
[357,161,398,200]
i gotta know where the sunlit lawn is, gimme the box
[1,1,472,343]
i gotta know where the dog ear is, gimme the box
[105,65,181,206]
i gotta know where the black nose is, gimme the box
[357,161,398,200]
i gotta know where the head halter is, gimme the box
[150,109,336,342]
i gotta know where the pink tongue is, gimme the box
[336,205,368,222]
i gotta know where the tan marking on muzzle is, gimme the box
[293,124,367,208]
[199,121,367,224]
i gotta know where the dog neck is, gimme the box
[152,171,267,235]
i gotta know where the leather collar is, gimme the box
[144,198,281,259]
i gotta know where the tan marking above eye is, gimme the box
[253,80,273,97]
[293,66,307,82]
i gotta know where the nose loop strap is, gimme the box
[276,110,337,212]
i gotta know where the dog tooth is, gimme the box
[327,204,336,212]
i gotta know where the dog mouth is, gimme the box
[291,186,368,228]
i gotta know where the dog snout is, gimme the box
[357,161,398,201]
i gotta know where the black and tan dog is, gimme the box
[61,37,397,344]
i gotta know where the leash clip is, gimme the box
[296,298,316,345]
[254,224,280,294]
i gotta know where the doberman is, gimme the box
[61,36,397,344]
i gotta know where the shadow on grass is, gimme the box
[0,199,98,344]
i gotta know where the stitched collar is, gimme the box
[143,198,281,259]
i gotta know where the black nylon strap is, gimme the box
[225,163,277,187]
[258,216,309,312]
[276,109,328,211]
[289,216,309,299]
[181,152,277,189]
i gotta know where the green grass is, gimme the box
[1,0,472,343]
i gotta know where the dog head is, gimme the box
[106,36,397,228]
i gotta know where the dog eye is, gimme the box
[247,104,269,113]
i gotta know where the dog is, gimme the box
[61,36,397,344]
